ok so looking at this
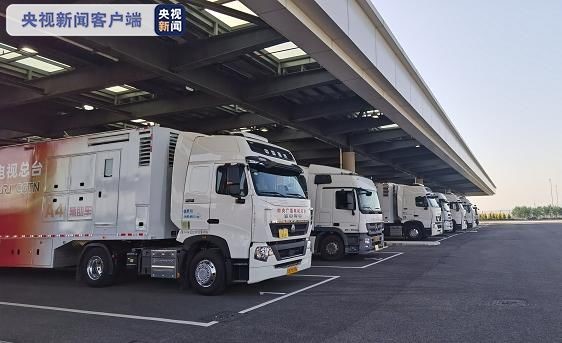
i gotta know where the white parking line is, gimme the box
[311,252,403,269]
[0,301,218,327]
[239,274,339,314]
[435,233,462,242]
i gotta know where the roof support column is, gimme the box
[342,147,356,173]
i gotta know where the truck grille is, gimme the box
[269,222,309,237]
[267,239,307,260]
[366,222,384,235]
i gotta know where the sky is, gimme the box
[370,0,562,211]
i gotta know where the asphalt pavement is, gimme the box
[0,222,561,343]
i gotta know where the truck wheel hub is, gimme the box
[195,259,216,287]
[86,256,104,281]
[326,242,339,255]
[409,228,420,238]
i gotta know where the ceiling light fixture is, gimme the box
[21,47,37,54]
[82,104,95,111]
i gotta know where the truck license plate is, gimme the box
[287,265,298,275]
[278,228,289,238]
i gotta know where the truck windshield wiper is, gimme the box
[258,191,285,197]
[286,193,306,199]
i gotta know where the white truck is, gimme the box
[459,196,476,228]
[301,165,384,260]
[445,193,467,231]
[0,127,312,295]
[434,192,454,232]
[376,183,443,240]
[473,205,480,226]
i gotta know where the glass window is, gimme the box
[335,190,356,210]
[428,198,440,208]
[357,188,381,214]
[216,164,248,196]
[249,167,305,199]
[103,159,113,177]
[415,196,428,208]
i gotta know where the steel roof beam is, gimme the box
[47,93,226,133]
[349,128,409,146]
[322,117,393,136]
[364,140,419,154]
[291,96,369,122]
[0,64,154,110]
[172,26,286,71]
[245,69,337,101]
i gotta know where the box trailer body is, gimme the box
[444,193,467,231]
[301,165,384,260]
[434,193,454,232]
[376,183,442,240]
[0,127,312,294]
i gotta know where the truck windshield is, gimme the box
[357,188,382,214]
[249,168,306,199]
[428,198,440,208]
[439,200,450,212]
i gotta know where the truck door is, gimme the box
[181,164,212,233]
[210,163,252,249]
[333,188,359,233]
[94,151,120,230]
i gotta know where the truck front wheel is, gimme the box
[189,249,226,296]
[80,247,116,287]
[319,235,345,261]
[405,224,424,241]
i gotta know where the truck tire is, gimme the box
[80,247,116,287]
[319,235,345,261]
[404,224,424,241]
[189,249,226,296]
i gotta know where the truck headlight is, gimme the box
[307,239,312,251]
[364,237,371,244]
[254,246,274,261]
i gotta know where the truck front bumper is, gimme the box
[426,223,443,236]
[248,241,312,284]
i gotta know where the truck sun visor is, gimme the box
[246,156,302,176]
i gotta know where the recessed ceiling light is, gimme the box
[131,119,146,123]
[185,85,194,92]
[82,104,95,111]
[378,123,399,130]
[260,128,269,132]
[105,85,129,93]
[415,144,421,148]
[21,47,37,54]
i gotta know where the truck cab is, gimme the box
[171,132,313,293]
[473,205,480,225]
[434,192,454,232]
[376,183,443,240]
[445,193,467,231]
[301,165,384,260]
[459,197,475,228]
